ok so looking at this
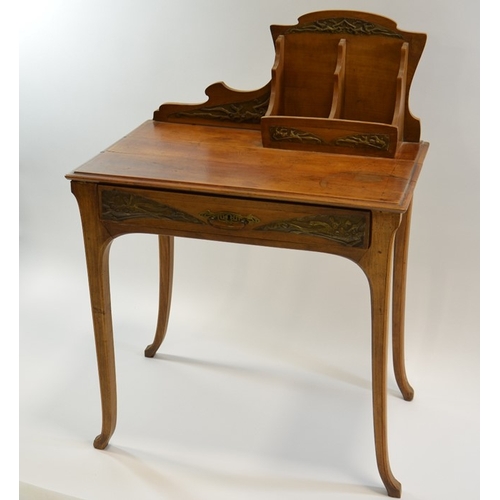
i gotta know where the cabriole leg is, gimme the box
[72,182,117,449]
[359,211,403,498]
[392,202,414,401]
[145,235,174,357]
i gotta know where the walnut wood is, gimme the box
[392,43,409,144]
[329,39,346,119]
[67,121,428,213]
[144,235,174,358]
[71,182,117,450]
[270,11,426,143]
[261,13,416,157]
[266,35,285,117]
[66,11,428,497]
[66,123,427,494]
[261,116,399,157]
[392,201,414,401]
[98,186,371,255]
[153,82,271,130]
[153,11,425,157]
[358,211,403,498]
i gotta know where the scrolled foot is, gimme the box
[144,344,158,358]
[144,235,174,359]
[387,485,402,498]
[396,373,414,401]
[383,474,402,498]
[93,433,111,450]
[381,478,401,498]
[402,385,414,402]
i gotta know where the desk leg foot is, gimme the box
[72,182,118,450]
[373,283,403,498]
[386,480,402,498]
[144,345,158,358]
[392,203,414,402]
[145,235,174,358]
[87,239,117,450]
[94,433,111,450]
[359,211,402,498]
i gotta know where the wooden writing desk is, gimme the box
[66,11,428,497]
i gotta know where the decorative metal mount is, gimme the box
[172,93,270,124]
[270,126,390,151]
[256,213,368,247]
[101,190,204,224]
[286,17,403,39]
[200,210,260,230]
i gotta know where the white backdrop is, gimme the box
[19,1,479,499]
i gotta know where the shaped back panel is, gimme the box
[270,11,427,142]
[153,10,426,155]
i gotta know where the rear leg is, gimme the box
[145,235,174,358]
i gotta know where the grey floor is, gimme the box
[19,237,479,500]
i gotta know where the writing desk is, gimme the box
[66,11,428,497]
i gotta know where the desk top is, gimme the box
[67,120,428,213]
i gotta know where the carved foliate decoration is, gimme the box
[334,134,390,150]
[101,190,204,224]
[200,210,260,230]
[270,126,390,151]
[172,93,270,124]
[101,190,367,246]
[286,17,403,39]
[271,126,326,145]
[256,214,367,247]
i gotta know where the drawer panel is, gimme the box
[99,186,370,250]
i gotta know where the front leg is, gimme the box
[72,182,117,449]
[358,211,402,498]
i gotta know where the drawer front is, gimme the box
[99,186,370,250]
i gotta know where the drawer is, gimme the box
[99,186,370,250]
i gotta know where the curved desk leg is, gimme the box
[71,182,117,450]
[359,211,402,498]
[392,202,414,401]
[145,235,174,358]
